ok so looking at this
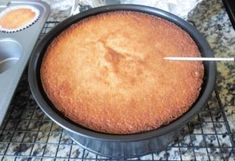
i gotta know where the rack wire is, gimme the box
[0,21,234,161]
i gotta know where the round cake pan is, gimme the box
[28,4,216,158]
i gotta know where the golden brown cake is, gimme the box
[40,11,204,134]
[0,6,37,30]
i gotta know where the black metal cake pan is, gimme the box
[28,4,216,158]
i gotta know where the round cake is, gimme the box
[0,6,39,32]
[41,11,204,134]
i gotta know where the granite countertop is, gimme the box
[0,0,234,160]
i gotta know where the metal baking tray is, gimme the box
[0,0,50,125]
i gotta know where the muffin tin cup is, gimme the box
[0,5,40,33]
[28,5,216,158]
[0,39,22,73]
[0,1,50,125]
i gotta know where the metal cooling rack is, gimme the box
[0,21,234,161]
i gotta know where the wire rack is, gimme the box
[0,21,234,161]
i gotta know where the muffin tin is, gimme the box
[0,1,50,125]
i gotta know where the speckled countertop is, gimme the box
[0,0,234,160]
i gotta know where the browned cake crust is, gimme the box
[40,11,204,134]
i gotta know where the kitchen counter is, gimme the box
[0,0,234,160]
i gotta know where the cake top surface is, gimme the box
[41,11,204,134]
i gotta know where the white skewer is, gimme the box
[164,57,234,62]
